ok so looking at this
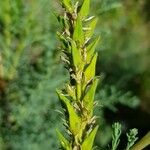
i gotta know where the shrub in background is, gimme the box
[0,0,64,149]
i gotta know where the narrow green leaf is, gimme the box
[81,126,99,150]
[86,18,98,39]
[56,129,71,150]
[57,32,71,53]
[61,0,73,12]
[73,16,84,42]
[71,40,83,69]
[57,90,81,135]
[79,0,90,18]
[87,37,100,63]
[83,78,99,115]
[57,15,65,27]
[84,53,98,82]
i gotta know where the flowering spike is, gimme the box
[56,0,100,149]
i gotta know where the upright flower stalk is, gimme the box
[56,0,100,149]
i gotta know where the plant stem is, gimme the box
[130,132,150,150]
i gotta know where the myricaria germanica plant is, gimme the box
[55,0,150,149]
[56,0,100,149]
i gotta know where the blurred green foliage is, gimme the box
[0,0,149,149]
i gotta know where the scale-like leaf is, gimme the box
[83,78,99,115]
[57,90,81,135]
[84,53,98,82]
[56,129,71,150]
[86,37,100,63]
[66,84,76,100]
[81,126,99,150]
[79,0,90,18]
[73,16,84,43]
[86,17,98,39]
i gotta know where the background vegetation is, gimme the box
[0,0,149,149]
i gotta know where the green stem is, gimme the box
[130,132,150,150]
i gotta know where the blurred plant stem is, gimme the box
[131,132,150,150]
